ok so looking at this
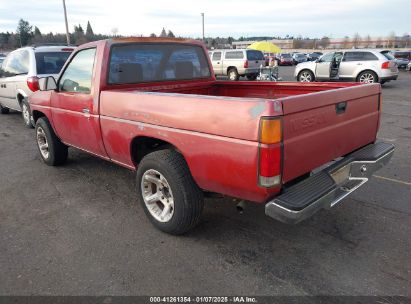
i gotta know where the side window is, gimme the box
[225,51,244,59]
[59,48,96,94]
[2,50,29,76]
[343,52,364,62]
[319,53,334,63]
[212,52,221,61]
[362,52,378,61]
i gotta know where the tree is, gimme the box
[16,19,32,46]
[387,31,396,48]
[352,33,362,48]
[318,36,330,49]
[159,28,167,37]
[73,24,86,44]
[149,33,157,37]
[32,26,43,44]
[363,34,371,48]
[86,21,94,38]
[167,30,175,38]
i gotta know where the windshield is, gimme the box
[108,43,211,84]
[35,52,71,74]
[281,53,291,58]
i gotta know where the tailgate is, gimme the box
[281,83,381,183]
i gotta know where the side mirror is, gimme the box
[38,76,57,91]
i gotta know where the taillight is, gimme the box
[244,60,249,68]
[258,117,282,187]
[27,76,40,92]
[381,61,390,69]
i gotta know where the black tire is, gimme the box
[246,74,258,81]
[0,105,9,114]
[136,149,204,235]
[227,68,239,81]
[297,70,315,82]
[356,70,378,83]
[21,98,34,129]
[35,117,68,166]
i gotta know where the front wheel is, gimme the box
[136,149,204,235]
[35,117,68,166]
[357,71,378,83]
[21,98,34,128]
[0,105,9,114]
[298,70,315,82]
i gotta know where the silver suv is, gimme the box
[295,50,398,84]
[0,45,74,127]
[208,49,265,80]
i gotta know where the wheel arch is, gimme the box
[356,69,379,82]
[226,66,238,74]
[298,69,315,81]
[32,110,46,123]
[130,136,182,168]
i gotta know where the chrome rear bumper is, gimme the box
[265,142,395,224]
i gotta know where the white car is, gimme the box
[294,50,399,84]
[407,62,411,71]
[0,45,74,127]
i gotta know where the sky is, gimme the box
[0,0,409,38]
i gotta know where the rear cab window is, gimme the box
[246,50,264,60]
[108,43,211,84]
[212,52,222,61]
[35,51,72,74]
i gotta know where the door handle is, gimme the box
[82,108,90,117]
[336,102,347,114]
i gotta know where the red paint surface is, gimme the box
[29,38,381,203]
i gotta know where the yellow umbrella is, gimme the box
[247,41,282,54]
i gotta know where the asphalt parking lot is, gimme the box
[0,67,410,296]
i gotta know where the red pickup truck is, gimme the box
[29,37,394,234]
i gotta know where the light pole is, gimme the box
[201,13,205,42]
[62,0,71,45]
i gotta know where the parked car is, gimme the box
[394,57,410,69]
[0,45,74,127]
[295,50,399,84]
[393,50,411,61]
[0,53,6,66]
[307,52,322,61]
[276,53,293,65]
[263,52,277,66]
[29,37,394,234]
[208,49,265,80]
[407,62,411,71]
[292,53,308,65]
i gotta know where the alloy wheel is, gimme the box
[141,169,175,223]
[36,126,49,159]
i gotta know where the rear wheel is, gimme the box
[136,149,204,235]
[21,98,34,128]
[357,71,378,83]
[298,70,314,82]
[0,105,9,114]
[35,117,68,166]
[228,68,239,81]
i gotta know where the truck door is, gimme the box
[211,51,223,75]
[315,52,334,80]
[50,47,107,157]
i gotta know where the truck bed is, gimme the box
[100,81,381,202]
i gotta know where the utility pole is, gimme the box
[201,13,205,42]
[62,0,71,45]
